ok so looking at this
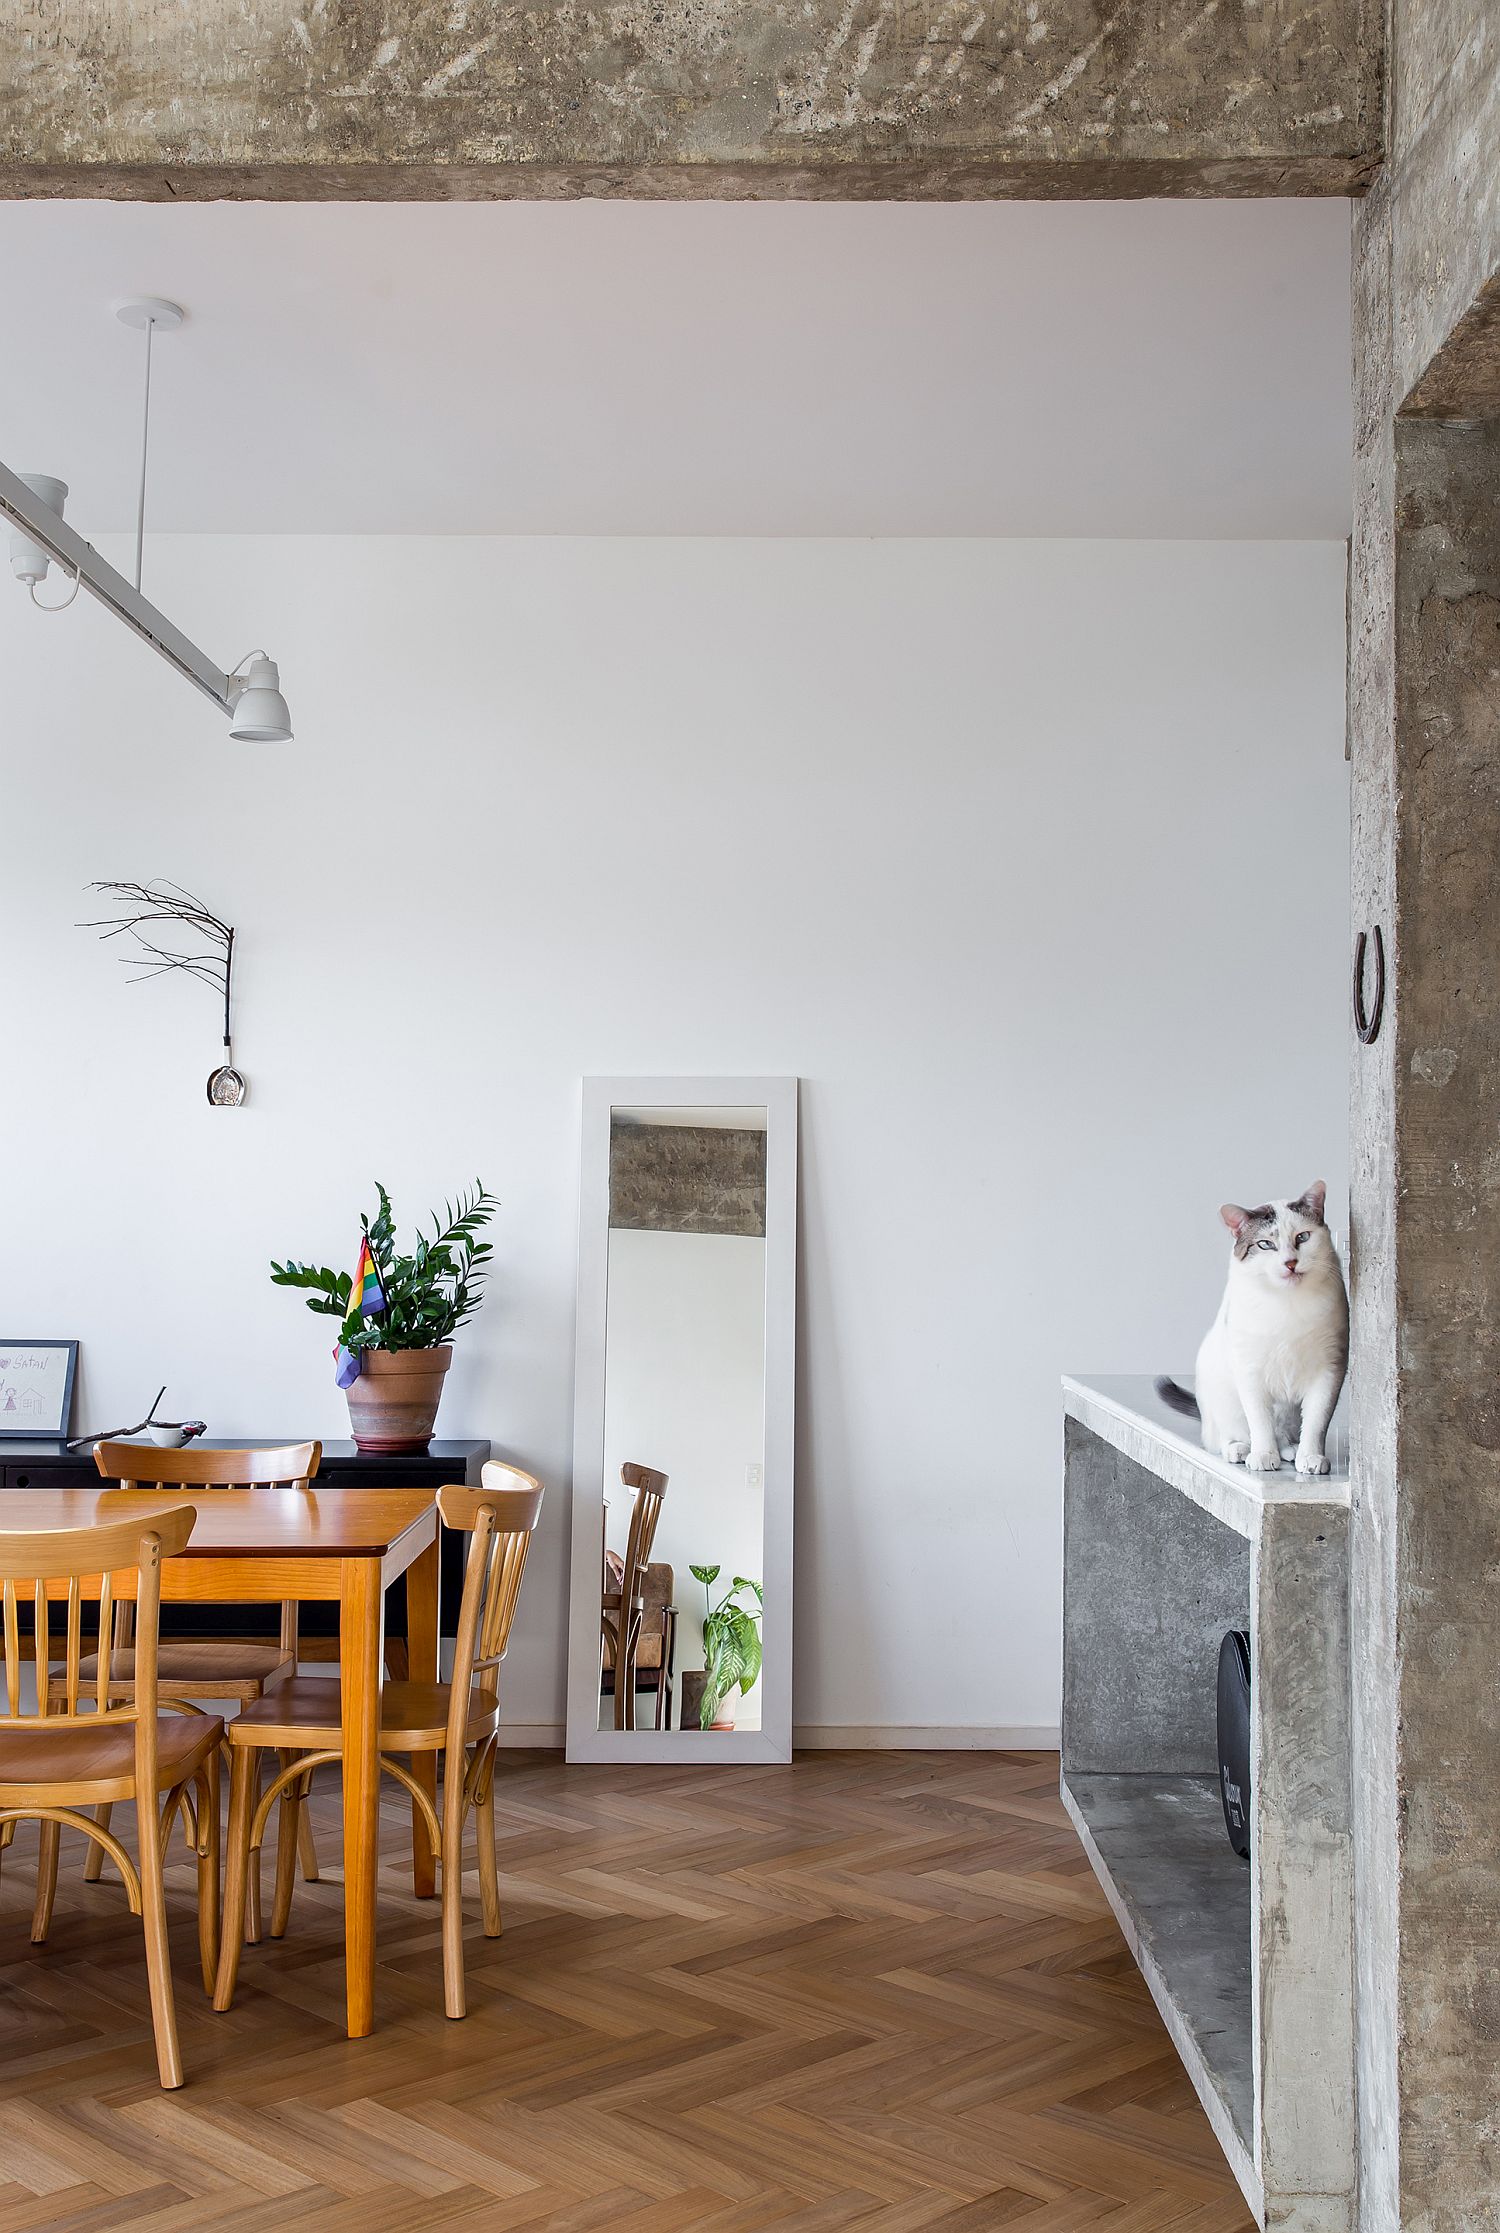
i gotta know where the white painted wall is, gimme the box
[0,535,1349,1741]
[602,1228,767,1728]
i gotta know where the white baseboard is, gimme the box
[496,1723,1060,1753]
[793,1724,1060,1752]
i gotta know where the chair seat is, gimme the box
[228,1675,500,1751]
[67,1640,294,1697]
[601,1621,667,1671]
[0,1712,225,1804]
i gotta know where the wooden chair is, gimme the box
[600,1463,668,1731]
[600,1560,677,1730]
[215,1461,544,2021]
[0,1501,220,2089]
[56,1442,322,1933]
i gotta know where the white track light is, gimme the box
[0,297,292,745]
[227,653,294,744]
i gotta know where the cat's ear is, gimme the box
[1220,1204,1251,1236]
[1294,1180,1327,1222]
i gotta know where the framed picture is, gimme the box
[0,1341,78,1439]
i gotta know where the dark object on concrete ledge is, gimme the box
[1217,1630,1253,1860]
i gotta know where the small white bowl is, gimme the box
[147,1425,189,1449]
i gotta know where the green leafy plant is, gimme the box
[271,1181,497,1356]
[690,1564,763,1729]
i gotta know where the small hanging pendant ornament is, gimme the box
[207,925,247,1104]
[81,880,248,1106]
[207,1045,247,1106]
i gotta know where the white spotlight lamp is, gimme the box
[227,651,293,743]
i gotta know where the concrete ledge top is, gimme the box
[1063,1373,1351,1541]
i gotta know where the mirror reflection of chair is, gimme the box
[600,1463,668,1730]
[602,1559,677,1730]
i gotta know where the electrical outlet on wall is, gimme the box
[746,1463,764,1491]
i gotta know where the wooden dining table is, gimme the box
[7,1483,440,2040]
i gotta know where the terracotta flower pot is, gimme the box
[679,1670,738,1732]
[344,1345,452,1454]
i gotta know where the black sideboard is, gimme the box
[0,1439,490,1650]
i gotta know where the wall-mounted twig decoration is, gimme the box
[81,879,247,1105]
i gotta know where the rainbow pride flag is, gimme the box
[334,1236,386,1387]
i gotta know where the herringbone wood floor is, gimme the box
[0,1752,1252,2231]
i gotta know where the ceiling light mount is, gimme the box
[114,296,185,333]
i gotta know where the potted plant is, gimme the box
[686,1565,763,1730]
[272,1181,497,1452]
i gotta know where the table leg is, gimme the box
[340,1556,383,2040]
[405,1536,440,1899]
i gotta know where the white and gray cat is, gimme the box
[1156,1181,1348,1475]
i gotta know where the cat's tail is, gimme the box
[1153,1376,1200,1420]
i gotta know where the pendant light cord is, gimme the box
[29,561,82,613]
[133,313,154,592]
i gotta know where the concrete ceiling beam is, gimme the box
[1,0,1382,201]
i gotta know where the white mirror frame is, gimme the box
[565,1075,798,1763]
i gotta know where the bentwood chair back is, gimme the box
[73,1442,321,1916]
[440,1468,545,1741]
[0,1501,221,2088]
[215,1461,546,2021]
[601,1462,668,1730]
[90,1441,321,1688]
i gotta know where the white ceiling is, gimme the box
[0,199,1351,540]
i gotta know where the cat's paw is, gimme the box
[1296,1446,1331,1476]
[1245,1448,1282,1472]
[1223,1439,1251,1465]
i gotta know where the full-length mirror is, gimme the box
[566,1078,797,1761]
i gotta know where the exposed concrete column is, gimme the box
[1348,169,1401,2233]
[0,0,1379,199]
[1348,1,1500,2222]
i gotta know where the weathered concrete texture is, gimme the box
[1402,271,1500,420]
[1384,415,1500,2232]
[0,0,1382,199]
[1348,173,1402,2233]
[1062,1418,1249,1779]
[1348,0,1500,2219]
[1253,1502,1355,2227]
[1065,1771,1257,2189]
[1386,0,1500,405]
[609,1120,766,1237]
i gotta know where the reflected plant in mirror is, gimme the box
[692,1565,763,1731]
